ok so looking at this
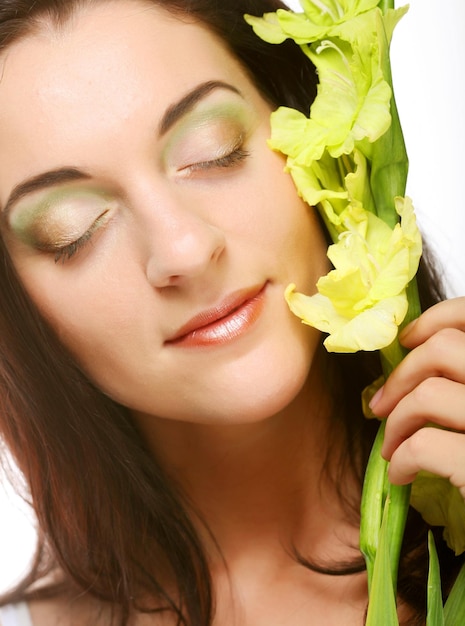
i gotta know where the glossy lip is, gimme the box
[165,282,267,348]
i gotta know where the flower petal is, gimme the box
[323,294,408,352]
[243,12,289,44]
[269,107,327,163]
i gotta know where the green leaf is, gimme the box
[427,531,445,626]
[385,481,411,590]
[360,421,389,590]
[444,560,465,625]
[365,497,399,625]
[411,473,465,556]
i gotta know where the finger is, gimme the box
[382,377,465,459]
[371,327,465,417]
[388,428,465,500]
[400,297,465,349]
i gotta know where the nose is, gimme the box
[144,205,226,289]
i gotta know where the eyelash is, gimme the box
[52,211,109,264]
[53,231,93,264]
[184,146,250,174]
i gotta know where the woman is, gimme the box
[0,0,463,624]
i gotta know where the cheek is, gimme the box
[258,148,328,247]
[260,164,329,282]
[11,249,147,362]
[25,278,114,359]
[24,272,152,400]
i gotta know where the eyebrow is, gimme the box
[2,81,243,216]
[2,168,92,217]
[158,80,243,136]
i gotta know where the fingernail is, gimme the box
[369,385,384,410]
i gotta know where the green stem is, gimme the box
[360,427,411,596]
[405,279,422,325]
[377,0,395,12]
[371,4,408,227]
[380,337,408,378]
[361,278,422,618]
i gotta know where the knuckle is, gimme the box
[428,327,461,357]
[411,378,443,407]
[404,427,432,460]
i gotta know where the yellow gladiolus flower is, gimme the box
[247,1,465,622]
[286,197,421,352]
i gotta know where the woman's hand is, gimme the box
[370,297,465,499]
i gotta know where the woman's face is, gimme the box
[0,1,328,424]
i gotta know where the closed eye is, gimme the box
[47,209,111,264]
[178,145,250,177]
[189,147,250,171]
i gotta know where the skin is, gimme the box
[0,2,328,426]
[0,1,464,624]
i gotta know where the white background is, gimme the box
[0,0,464,593]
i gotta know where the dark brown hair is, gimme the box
[0,1,461,625]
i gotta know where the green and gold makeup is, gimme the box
[162,98,254,177]
[6,185,116,262]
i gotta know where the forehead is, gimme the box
[0,0,255,202]
[0,0,236,84]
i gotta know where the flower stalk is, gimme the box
[378,0,395,14]
[246,0,464,622]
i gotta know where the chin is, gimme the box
[184,345,316,426]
